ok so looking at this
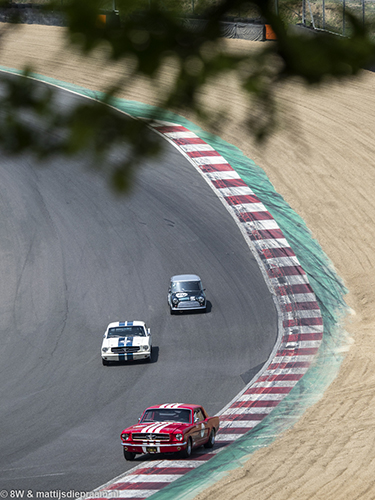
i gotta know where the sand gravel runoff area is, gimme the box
[1,23,375,500]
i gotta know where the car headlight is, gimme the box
[121,433,130,441]
[172,297,179,305]
[175,433,183,441]
[140,345,149,352]
[198,296,205,304]
[102,347,109,353]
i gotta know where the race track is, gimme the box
[1,24,375,500]
[0,82,278,493]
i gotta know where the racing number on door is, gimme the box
[193,409,208,445]
[200,422,206,438]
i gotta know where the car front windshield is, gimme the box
[171,281,202,293]
[108,326,145,337]
[141,408,191,424]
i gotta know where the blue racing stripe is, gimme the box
[126,337,133,361]
[118,337,126,362]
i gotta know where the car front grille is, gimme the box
[111,346,140,353]
[132,432,170,441]
[178,301,200,308]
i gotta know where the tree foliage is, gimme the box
[0,0,374,190]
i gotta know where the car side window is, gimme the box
[194,409,205,422]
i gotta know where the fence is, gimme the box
[279,0,375,37]
[3,1,375,38]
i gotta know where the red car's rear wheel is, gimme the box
[204,430,215,448]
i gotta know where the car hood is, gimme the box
[102,336,150,348]
[123,422,189,434]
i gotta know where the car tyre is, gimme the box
[204,430,215,449]
[102,358,109,366]
[123,450,136,461]
[180,438,192,458]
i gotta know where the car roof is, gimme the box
[170,274,201,282]
[145,403,201,411]
[107,320,146,329]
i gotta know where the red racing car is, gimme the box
[121,403,220,460]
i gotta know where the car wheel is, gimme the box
[123,450,136,461]
[102,358,109,366]
[147,349,152,362]
[180,438,192,458]
[204,430,215,449]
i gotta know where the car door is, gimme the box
[191,408,209,447]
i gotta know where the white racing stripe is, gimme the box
[262,367,310,376]
[237,393,286,402]
[117,474,182,483]
[191,156,229,165]
[164,131,199,139]
[272,354,317,363]
[273,275,310,286]
[243,219,280,231]
[148,460,208,468]
[215,434,246,442]
[221,407,274,416]
[288,293,318,303]
[232,202,268,213]
[253,238,292,250]
[281,340,322,349]
[282,309,322,319]
[218,186,254,197]
[180,144,215,152]
[159,403,184,409]
[205,170,242,180]
[266,256,301,267]
[284,325,323,335]
[140,422,171,434]
[251,380,301,388]
[219,420,261,429]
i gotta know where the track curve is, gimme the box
[0,81,278,492]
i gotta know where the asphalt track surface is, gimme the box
[0,82,278,493]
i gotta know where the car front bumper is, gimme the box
[170,301,206,311]
[122,441,187,454]
[102,351,151,362]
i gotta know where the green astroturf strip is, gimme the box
[0,68,351,498]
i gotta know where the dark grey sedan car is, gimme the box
[168,274,207,314]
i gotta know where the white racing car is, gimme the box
[101,321,152,365]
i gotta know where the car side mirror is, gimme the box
[147,329,150,335]
[194,416,199,423]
